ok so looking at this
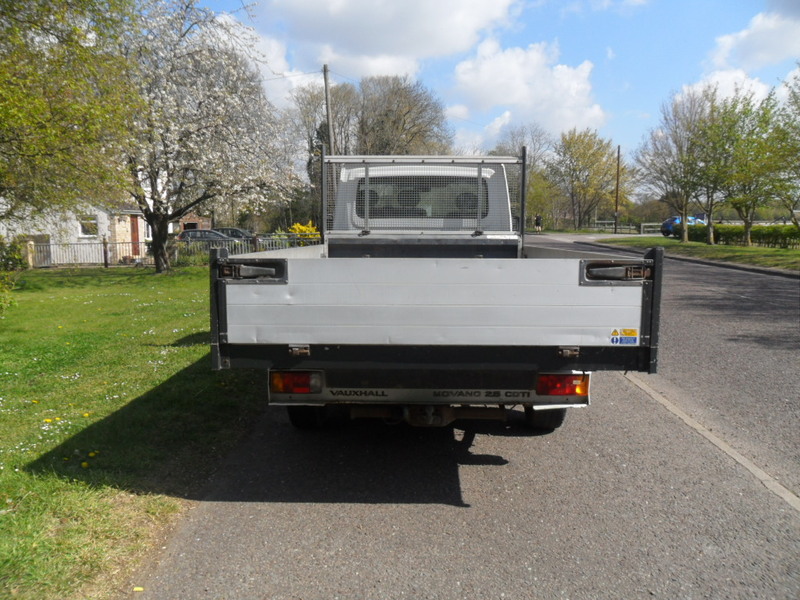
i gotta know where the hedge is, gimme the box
[677,224,800,248]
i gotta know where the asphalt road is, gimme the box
[125,239,800,600]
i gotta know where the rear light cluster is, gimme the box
[536,374,589,396]
[270,371,322,394]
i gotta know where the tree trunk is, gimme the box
[743,220,753,247]
[148,216,172,273]
[706,210,715,245]
[681,207,689,243]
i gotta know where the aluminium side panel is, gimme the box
[223,258,645,348]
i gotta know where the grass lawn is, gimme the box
[0,267,264,599]
[596,236,800,272]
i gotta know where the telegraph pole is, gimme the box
[323,64,335,154]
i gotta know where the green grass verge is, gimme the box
[0,267,264,599]
[596,236,800,272]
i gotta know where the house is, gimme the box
[1,202,219,267]
[0,205,151,267]
[176,212,213,232]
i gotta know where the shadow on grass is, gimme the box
[25,353,265,498]
[25,352,544,507]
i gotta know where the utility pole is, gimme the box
[614,144,621,234]
[323,64,335,155]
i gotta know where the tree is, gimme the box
[777,68,800,230]
[686,86,729,244]
[287,81,359,227]
[287,75,452,234]
[289,80,359,158]
[356,75,453,155]
[124,0,287,271]
[491,123,552,168]
[0,0,138,222]
[490,123,554,229]
[635,88,708,242]
[527,168,567,229]
[547,128,623,229]
[715,90,787,245]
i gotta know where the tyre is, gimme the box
[524,407,566,431]
[287,406,326,429]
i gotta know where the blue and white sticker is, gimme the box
[611,328,639,345]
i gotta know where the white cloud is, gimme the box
[261,0,519,78]
[445,104,471,122]
[486,111,513,138]
[251,36,322,110]
[318,45,420,78]
[712,12,800,71]
[453,38,606,141]
[684,69,772,103]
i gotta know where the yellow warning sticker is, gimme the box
[611,328,639,345]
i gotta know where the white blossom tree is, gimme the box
[124,0,287,271]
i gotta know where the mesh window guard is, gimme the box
[324,155,523,235]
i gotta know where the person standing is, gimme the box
[534,214,542,233]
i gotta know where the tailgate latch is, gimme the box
[288,345,311,357]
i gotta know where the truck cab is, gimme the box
[325,157,522,258]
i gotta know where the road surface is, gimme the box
[124,237,800,599]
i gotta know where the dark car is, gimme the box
[176,229,234,241]
[660,215,706,237]
[213,227,257,240]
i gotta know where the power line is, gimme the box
[262,71,324,82]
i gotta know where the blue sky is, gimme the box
[205,0,800,156]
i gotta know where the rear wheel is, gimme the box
[287,406,326,429]
[524,407,566,431]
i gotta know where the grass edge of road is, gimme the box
[595,236,800,272]
[0,267,264,600]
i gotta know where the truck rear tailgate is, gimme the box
[211,247,662,376]
[222,257,644,347]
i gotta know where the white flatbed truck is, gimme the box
[210,153,663,430]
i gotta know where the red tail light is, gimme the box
[536,374,589,396]
[270,371,322,394]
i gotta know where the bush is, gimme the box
[0,236,25,271]
[679,224,800,248]
[287,221,320,246]
[750,225,800,248]
[0,236,26,315]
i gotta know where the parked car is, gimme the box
[660,215,706,237]
[213,227,257,240]
[176,229,234,242]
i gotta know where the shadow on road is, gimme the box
[197,410,543,508]
[26,348,541,507]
